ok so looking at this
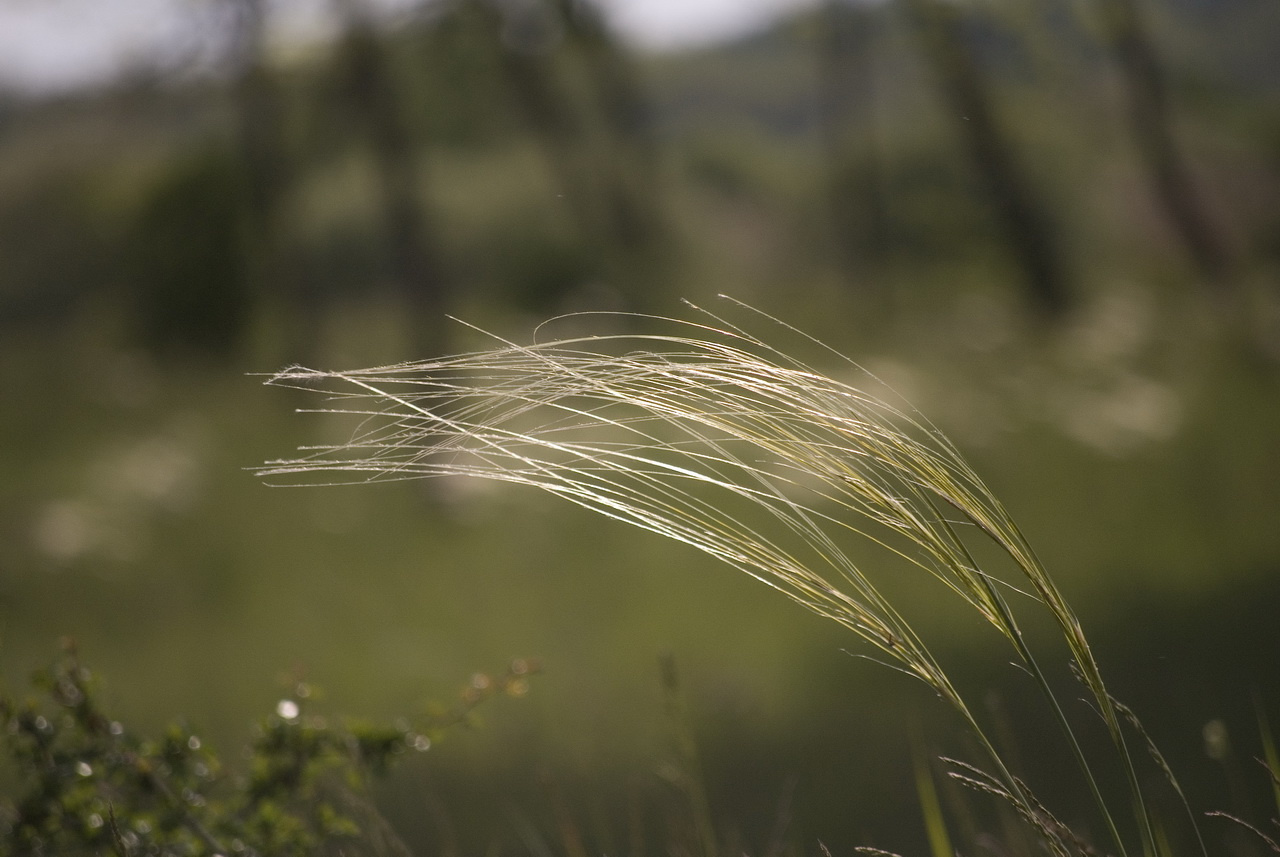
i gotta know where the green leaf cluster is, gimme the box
[0,644,537,857]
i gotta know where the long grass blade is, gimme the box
[260,307,1168,856]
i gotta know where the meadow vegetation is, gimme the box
[251,303,1278,857]
[2,0,1279,853]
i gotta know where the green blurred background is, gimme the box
[1,0,1279,853]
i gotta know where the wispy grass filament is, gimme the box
[260,306,1191,857]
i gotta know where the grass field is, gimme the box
[3,291,1278,854]
[2,5,1280,850]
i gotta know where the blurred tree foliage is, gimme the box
[1,0,1276,360]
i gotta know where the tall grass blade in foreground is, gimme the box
[259,304,1193,857]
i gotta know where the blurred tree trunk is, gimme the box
[226,0,313,358]
[335,0,449,356]
[482,0,602,242]
[1095,0,1234,292]
[550,0,664,256]
[900,0,1071,319]
[816,0,890,299]
[478,0,666,309]
[228,0,282,233]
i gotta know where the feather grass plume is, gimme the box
[259,302,1191,857]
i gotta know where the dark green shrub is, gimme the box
[0,642,537,857]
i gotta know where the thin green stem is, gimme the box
[262,308,1183,857]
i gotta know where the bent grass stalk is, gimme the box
[259,305,1187,856]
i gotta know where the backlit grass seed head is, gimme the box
[260,308,1168,857]
[260,325,1007,688]
[257,315,1082,700]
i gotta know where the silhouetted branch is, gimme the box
[901,0,1071,318]
[335,0,450,355]
[1096,0,1235,291]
